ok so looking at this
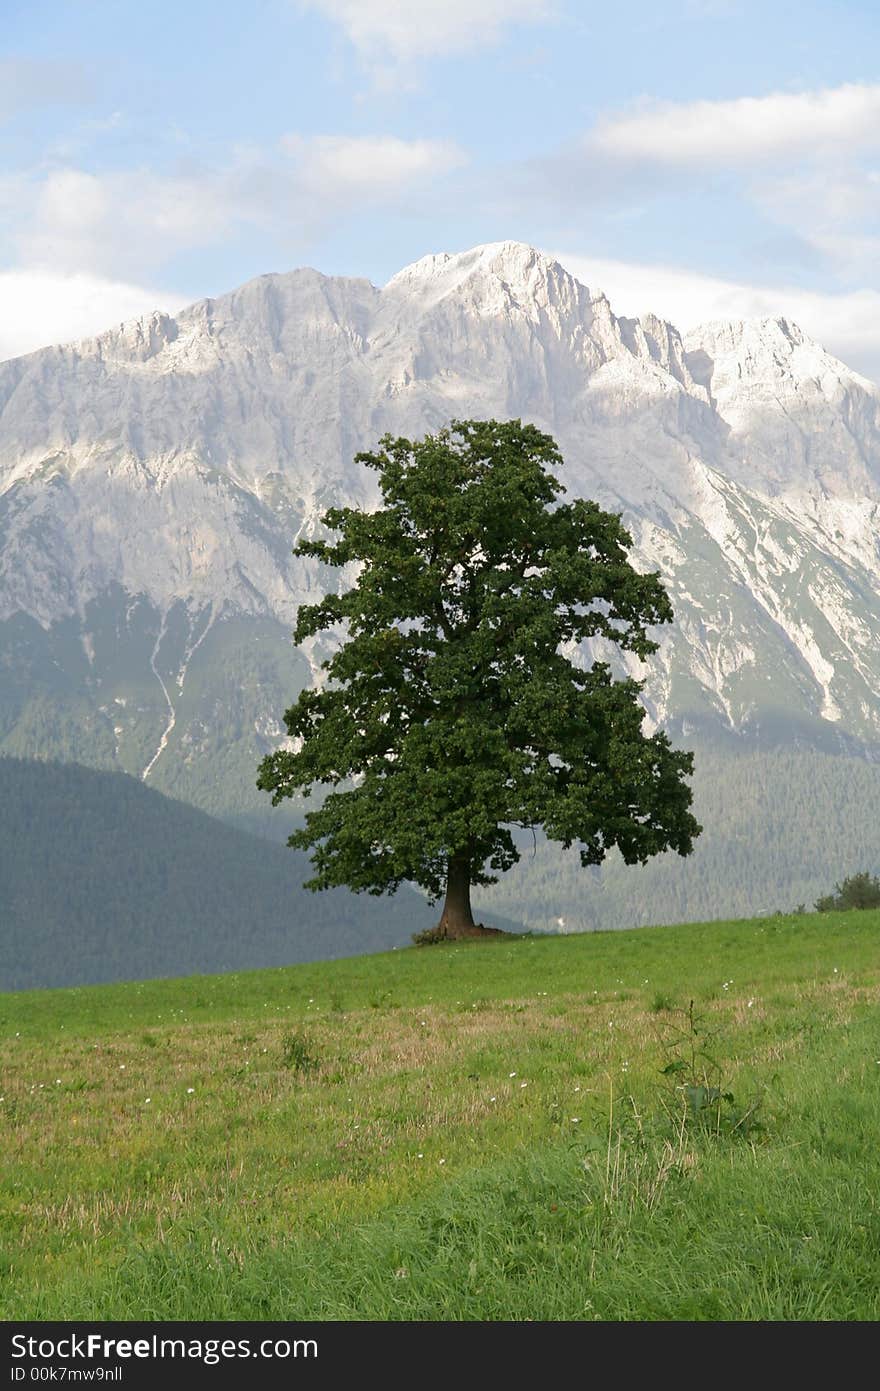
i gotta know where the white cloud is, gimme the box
[590,83,880,168]
[553,250,880,384]
[549,84,880,311]
[301,0,551,61]
[280,134,465,194]
[807,230,880,280]
[8,134,466,281]
[0,270,187,362]
[754,166,880,270]
[17,167,236,278]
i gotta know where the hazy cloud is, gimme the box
[530,82,880,298]
[0,57,93,121]
[280,133,466,194]
[8,134,467,280]
[589,83,880,168]
[753,165,880,275]
[16,167,236,278]
[300,0,552,62]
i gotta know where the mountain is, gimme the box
[0,757,445,990]
[2,240,880,922]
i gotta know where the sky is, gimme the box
[3,0,880,378]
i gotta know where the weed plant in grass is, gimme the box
[1,910,879,1320]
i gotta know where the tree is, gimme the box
[257,419,701,940]
[815,871,880,912]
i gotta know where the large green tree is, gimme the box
[258,419,701,940]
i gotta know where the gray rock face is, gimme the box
[2,240,880,810]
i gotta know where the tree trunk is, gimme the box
[437,853,477,939]
[422,845,503,945]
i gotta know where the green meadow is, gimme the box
[2,910,879,1321]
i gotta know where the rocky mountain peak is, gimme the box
[3,242,880,782]
[684,313,879,403]
[383,240,595,316]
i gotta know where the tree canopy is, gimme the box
[815,871,880,912]
[257,418,701,939]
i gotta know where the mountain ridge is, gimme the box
[2,240,880,839]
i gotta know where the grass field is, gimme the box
[2,910,879,1320]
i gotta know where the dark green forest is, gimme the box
[230,738,880,936]
[476,739,880,932]
[4,740,878,993]
[0,757,439,991]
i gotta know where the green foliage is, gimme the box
[280,1031,320,1074]
[411,924,453,946]
[650,991,676,1013]
[815,870,880,913]
[657,1000,761,1139]
[258,419,700,906]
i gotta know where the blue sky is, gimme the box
[3,0,880,376]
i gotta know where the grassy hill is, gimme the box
[0,757,446,990]
[2,910,879,1320]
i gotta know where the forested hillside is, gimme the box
[476,742,880,932]
[0,758,439,990]
[4,742,878,992]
